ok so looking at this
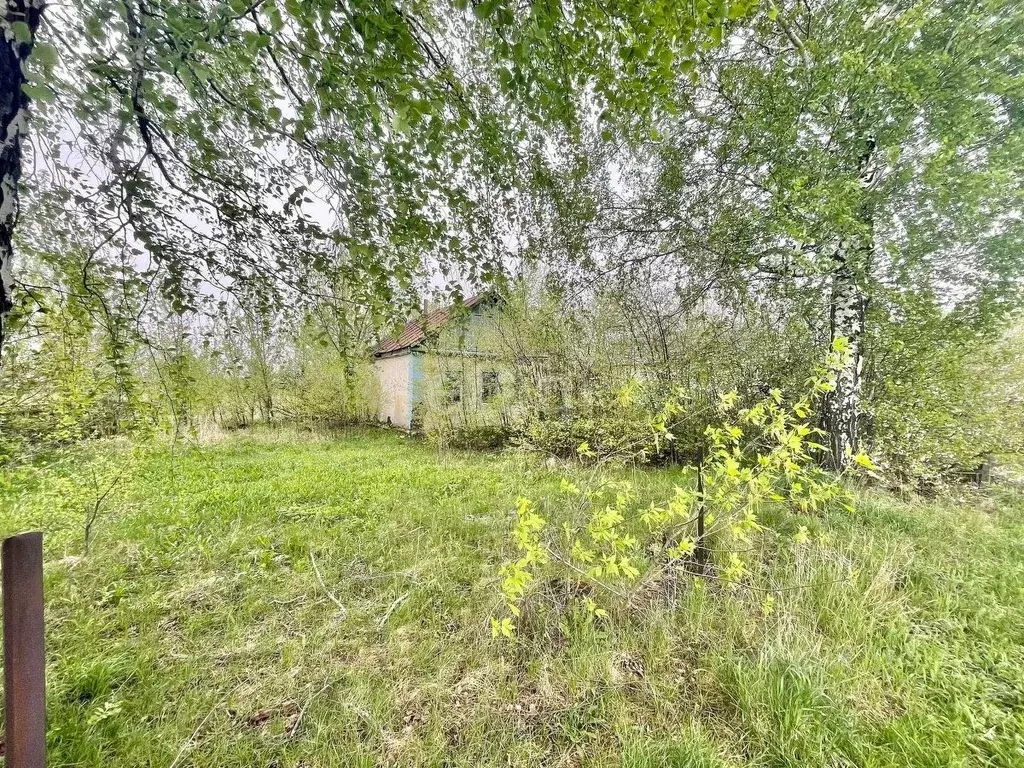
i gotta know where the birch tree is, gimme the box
[536,0,1024,469]
[0,0,44,350]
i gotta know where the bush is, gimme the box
[866,319,1024,484]
[491,353,870,639]
[281,356,379,427]
[0,293,155,458]
[515,406,659,461]
[512,382,731,465]
[440,424,512,451]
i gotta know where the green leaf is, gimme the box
[392,110,411,134]
[33,42,58,69]
[11,21,32,44]
[852,453,878,471]
[21,83,53,103]
[473,0,497,20]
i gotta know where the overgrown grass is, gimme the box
[1,428,1023,766]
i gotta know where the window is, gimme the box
[443,371,462,403]
[481,371,500,403]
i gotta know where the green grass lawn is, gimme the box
[2,428,1023,767]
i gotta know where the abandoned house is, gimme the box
[371,294,509,430]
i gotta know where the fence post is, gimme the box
[3,532,46,768]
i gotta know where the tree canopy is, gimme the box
[522,0,1024,465]
[1,0,1022,469]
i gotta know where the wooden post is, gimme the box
[3,532,46,768]
[977,454,995,488]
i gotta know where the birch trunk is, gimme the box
[0,0,44,353]
[823,130,877,471]
[823,253,867,470]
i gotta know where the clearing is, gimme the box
[1,429,1023,767]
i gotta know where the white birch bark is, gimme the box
[824,256,867,470]
[0,0,45,353]
[823,130,878,471]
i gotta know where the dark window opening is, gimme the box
[444,372,462,403]
[481,371,500,403]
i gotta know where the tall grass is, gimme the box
[1,428,1022,766]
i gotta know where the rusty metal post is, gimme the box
[3,532,46,768]
[694,460,708,575]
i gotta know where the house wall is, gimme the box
[372,353,412,429]
[415,351,511,432]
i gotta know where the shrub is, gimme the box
[439,424,512,451]
[281,356,379,427]
[514,394,660,461]
[867,321,1024,484]
[492,349,874,638]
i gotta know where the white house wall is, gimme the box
[372,353,412,429]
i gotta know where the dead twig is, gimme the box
[288,680,333,739]
[168,697,222,768]
[309,551,347,618]
[377,591,411,628]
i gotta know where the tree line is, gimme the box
[0,0,1022,476]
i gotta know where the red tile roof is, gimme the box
[374,294,489,356]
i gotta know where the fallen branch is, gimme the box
[309,551,347,618]
[377,591,410,628]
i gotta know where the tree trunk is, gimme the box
[0,0,44,354]
[823,255,867,470]
[823,131,877,472]
[694,454,709,574]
